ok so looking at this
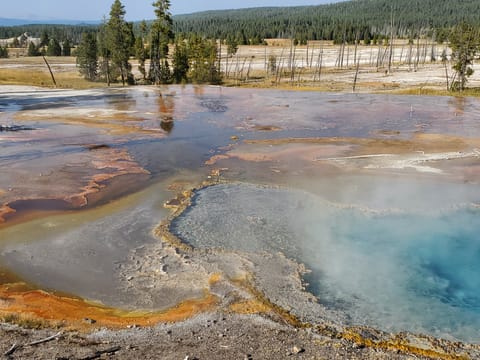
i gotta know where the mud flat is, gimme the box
[0,85,480,359]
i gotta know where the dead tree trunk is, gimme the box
[353,56,361,92]
[408,41,413,71]
[314,45,323,82]
[310,44,315,68]
[264,46,267,76]
[218,42,222,74]
[291,45,297,82]
[387,5,395,74]
[415,36,420,71]
[354,32,359,66]
[306,43,309,67]
[246,56,253,81]
[42,56,57,87]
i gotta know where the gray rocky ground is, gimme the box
[0,314,432,360]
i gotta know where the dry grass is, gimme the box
[0,56,107,89]
[1,313,53,330]
[2,54,480,97]
[0,68,106,89]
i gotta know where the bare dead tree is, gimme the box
[42,56,57,87]
[415,35,421,71]
[387,5,395,74]
[246,56,253,81]
[441,48,449,90]
[353,55,361,92]
[408,39,413,71]
[234,53,240,84]
[264,45,267,75]
[313,44,323,83]
[290,45,297,82]
[354,31,359,66]
[239,56,248,81]
[310,43,316,68]
[288,38,294,73]
[306,43,309,67]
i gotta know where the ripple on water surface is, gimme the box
[171,183,480,343]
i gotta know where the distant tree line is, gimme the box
[2,0,480,47]
[173,0,480,45]
[0,24,93,44]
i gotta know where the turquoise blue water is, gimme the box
[171,183,480,342]
[302,206,480,342]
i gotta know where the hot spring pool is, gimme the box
[171,183,480,342]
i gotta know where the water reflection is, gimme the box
[158,92,175,133]
[160,120,174,133]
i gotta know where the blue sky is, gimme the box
[2,0,342,20]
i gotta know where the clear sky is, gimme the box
[2,0,342,21]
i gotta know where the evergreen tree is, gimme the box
[225,35,238,56]
[172,37,189,83]
[46,38,62,56]
[149,0,174,84]
[40,30,49,47]
[62,39,72,56]
[27,41,40,56]
[76,32,98,81]
[189,35,221,84]
[106,0,133,85]
[0,46,8,58]
[449,22,480,91]
[135,20,148,81]
[97,19,112,85]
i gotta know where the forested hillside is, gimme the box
[173,0,480,44]
[1,0,479,46]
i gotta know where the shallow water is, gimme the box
[0,85,479,341]
[172,183,480,342]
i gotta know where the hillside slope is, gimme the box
[173,0,480,42]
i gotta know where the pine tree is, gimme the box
[135,20,148,81]
[27,41,40,56]
[189,36,222,84]
[149,0,174,84]
[172,37,189,83]
[97,19,111,85]
[449,22,480,91]
[76,32,98,81]
[40,30,49,47]
[0,46,8,58]
[226,35,238,56]
[106,0,133,85]
[62,39,72,56]
[46,38,62,56]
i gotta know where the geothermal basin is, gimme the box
[0,85,479,343]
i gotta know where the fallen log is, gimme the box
[79,346,121,360]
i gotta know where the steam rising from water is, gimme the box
[171,183,480,342]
